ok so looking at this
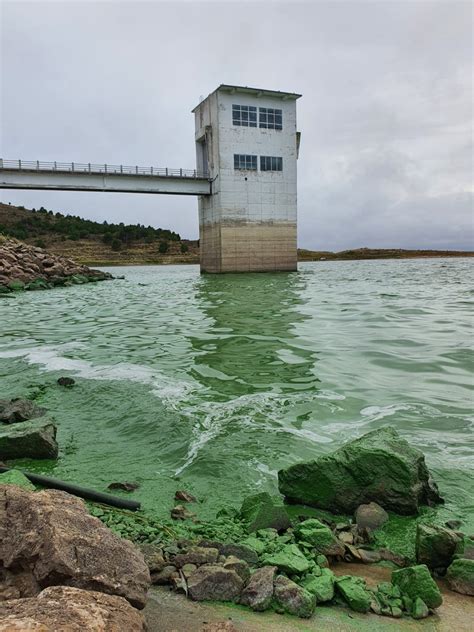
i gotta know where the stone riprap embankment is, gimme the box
[0,237,112,293]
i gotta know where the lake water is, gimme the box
[1,259,473,527]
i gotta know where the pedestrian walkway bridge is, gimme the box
[0,159,211,196]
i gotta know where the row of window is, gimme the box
[234,154,283,172]
[232,104,283,130]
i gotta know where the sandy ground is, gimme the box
[144,563,474,632]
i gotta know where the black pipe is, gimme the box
[0,466,141,511]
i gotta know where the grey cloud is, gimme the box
[1,1,472,250]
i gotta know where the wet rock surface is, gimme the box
[355,502,389,531]
[391,564,443,609]
[0,399,46,424]
[0,418,58,459]
[239,492,291,533]
[0,238,112,292]
[187,565,244,602]
[416,523,463,571]
[0,586,146,631]
[0,485,150,608]
[278,426,443,515]
[273,575,315,618]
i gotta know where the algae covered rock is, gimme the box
[240,566,276,611]
[0,469,35,491]
[446,558,474,596]
[416,523,463,571]
[240,492,290,533]
[301,568,335,603]
[262,544,310,575]
[0,418,58,459]
[411,596,430,619]
[391,564,442,609]
[273,575,315,618]
[278,426,443,515]
[294,519,344,557]
[335,576,372,613]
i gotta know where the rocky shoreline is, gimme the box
[0,237,112,293]
[1,397,473,630]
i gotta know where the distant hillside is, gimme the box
[0,202,472,266]
[0,202,199,265]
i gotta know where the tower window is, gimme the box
[232,104,257,127]
[234,154,257,170]
[260,156,283,171]
[259,107,282,130]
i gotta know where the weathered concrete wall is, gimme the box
[195,86,299,273]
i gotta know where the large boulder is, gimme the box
[0,485,150,608]
[0,418,58,459]
[391,565,442,609]
[239,492,291,533]
[278,427,443,515]
[273,575,315,618]
[294,519,344,557]
[0,399,46,424]
[187,565,243,602]
[446,559,474,596]
[416,524,463,571]
[0,586,146,631]
[240,566,276,611]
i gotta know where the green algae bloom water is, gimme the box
[0,259,472,528]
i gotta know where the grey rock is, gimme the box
[173,546,219,568]
[355,502,389,531]
[273,575,315,618]
[0,418,58,459]
[187,565,243,602]
[151,565,177,585]
[223,556,250,583]
[0,399,46,424]
[240,566,276,611]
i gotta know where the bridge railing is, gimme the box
[0,159,209,180]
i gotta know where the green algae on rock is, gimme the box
[0,468,36,491]
[262,544,311,576]
[391,564,442,609]
[446,558,474,596]
[294,518,344,557]
[239,492,290,533]
[335,575,372,613]
[278,426,443,515]
[416,523,463,571]
[301,568,335,603]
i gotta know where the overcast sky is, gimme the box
[1,0,472,250]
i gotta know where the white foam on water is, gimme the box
[360,403,413,420]
[0,343,199,406]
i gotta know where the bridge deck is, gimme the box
[0,160,211,196]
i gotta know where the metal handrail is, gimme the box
[0,159,208,180]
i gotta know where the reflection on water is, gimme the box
[190,273,319,396]
[0,259,472,525]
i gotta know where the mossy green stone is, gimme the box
[241,536,266,555]
[335,576,372,613]
[240,492,290,533]
[416,523,462,570]
[301,568,335,602]
[263,544,310,575]
[278,426,443,515]
[7,280,25,291]
[294,518,343,556]
[25,278,50,291]
[392,564,442,609]
[446,558,474,596]
[411,597,429,619]
[0,469,35,491]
